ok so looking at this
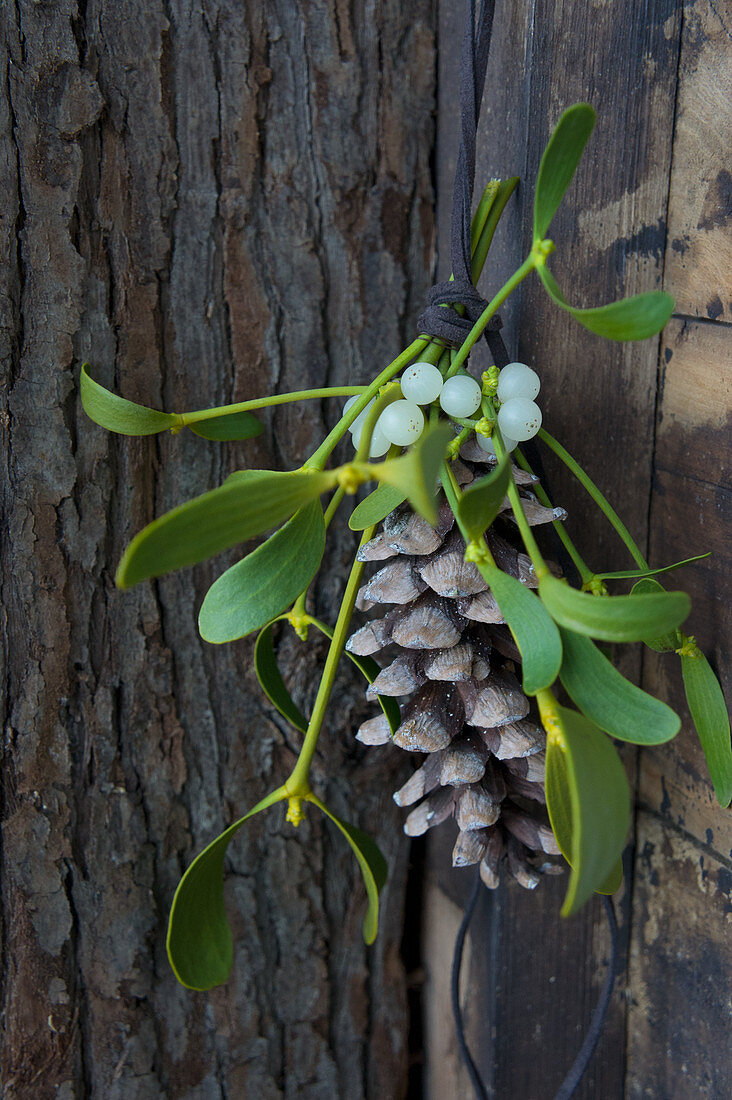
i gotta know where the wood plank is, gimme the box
[664,0,732,321]
[635,19,732,1075]
[494,3,682,1094]
[640,471,732,857]
[422,874,471,1100]
[642,314,731,857]
[626,812,732,1098]
[428,4,684,1097]
[655,317,732,488]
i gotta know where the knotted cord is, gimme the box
[416,0,506,367]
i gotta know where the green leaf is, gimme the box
[559,627,680,744]
[253,618,309,734]
[167,786,287,990]
[309,795,387,944]
[349,484,407,531]
[545,707,630,916]
[545,743,573,862]
[537,264,674,341]
[457,455,511,543]
[80,364,180,435]
[630,577,683,651]
[480,565,562,694]
[369,423,453,526]
[189,409,263,441]
[597,859,624,896]
[254,613,401,739]
[116,468,337,588]
[543,743,621,895]
[540,574,690,642]
[533,103,596,240]
[681,651,732,807]
[199,503,325,644]
[308,617,400,735]
[595,552,710,582]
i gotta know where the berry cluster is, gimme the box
[346,359,543,457]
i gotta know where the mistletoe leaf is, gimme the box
[629,577,684,651]
[598,859,624,896]
[189,409,263,441]
[369,423,453,525]
[116,469,337,588]
[595,552,710,582]
[167,787,287,990]
[537,264,674,341]
[349,484,407,531]
[540,574,690,642]
[254,619,309,734]
[533,103,596,240]
[308,618,400,735]
[457,455,511,543]
[559,627,680,744]
[545,707,630,916]
[545,740,620,894]
[308,795,387,944]
[681,651,732,807]
[480,565,562,694]
[199,503,325,644]
[80,364,180,435]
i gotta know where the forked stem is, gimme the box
[285,527,375,800]
[180,386,367,426]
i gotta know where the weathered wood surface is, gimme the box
[629,3,732,1093]
[2,0,730,1097]
[427,1,731,1098]
[665,0,732,323]
[0,2,436,1096]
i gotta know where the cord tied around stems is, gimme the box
[417,279,501,347]
[418,0,510,369]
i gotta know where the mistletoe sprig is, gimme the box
[81,105,731,991]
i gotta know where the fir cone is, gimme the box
[347,441,567,891]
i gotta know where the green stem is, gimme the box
[305,181,520,472]
[470,181,501,262]
[513,446,593,583]
[354,382,402,464]
[180,386,367,426]
[286,528,375,794]
[289,487,347,626]
[538,428,648,570]
[323,486,346,529]
[471,178,519,281]
[445,253,537,379]
[440,460,498,569]
[307,338,428,470]
[447,424,472,456]
[418,342,448,366]
[491,424,549,579]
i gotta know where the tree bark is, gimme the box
[1,2,437,1096]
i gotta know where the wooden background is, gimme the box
[429,2,732,1097]
[1,0,729,1097]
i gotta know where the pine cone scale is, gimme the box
[348,453,564,890]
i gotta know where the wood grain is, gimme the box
[626,813,732,1098]
[665,0,732,322]
[0,2,435,1095]
[655,317,732,488]
[431,2,683,1097]
[630,2,732,1093]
